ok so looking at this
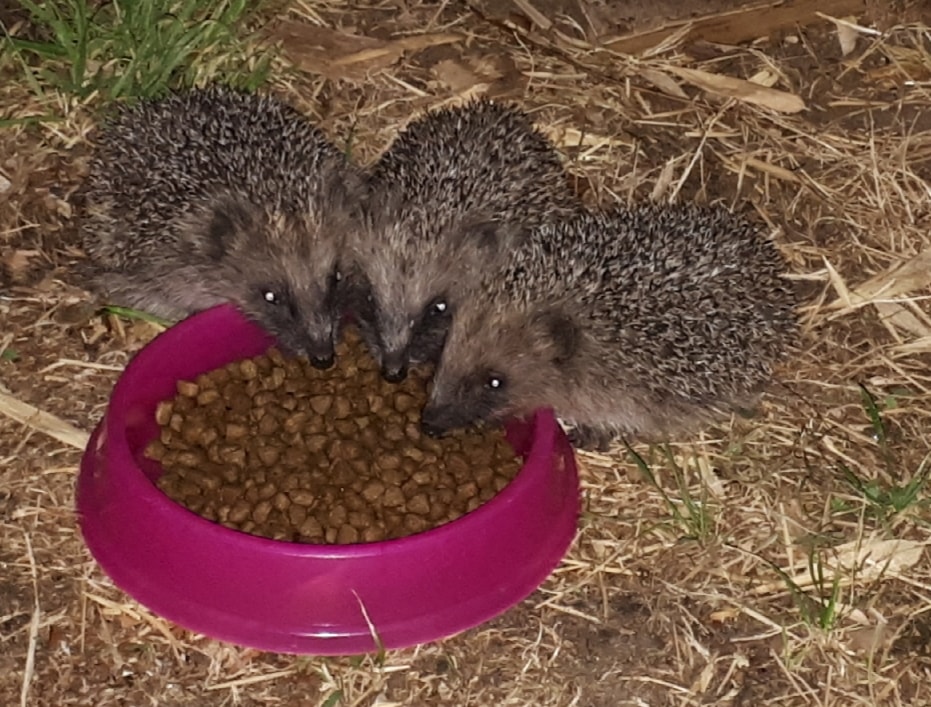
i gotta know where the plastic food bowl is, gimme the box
[77,304,580,656]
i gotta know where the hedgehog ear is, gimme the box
[190,196,254,260]
[533,307,580,366]
[455,219,520,269]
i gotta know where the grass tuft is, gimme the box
[2,0,274,109]
[838,457,931,524]
[624,441,715,542]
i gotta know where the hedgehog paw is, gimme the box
[568,425,615,452]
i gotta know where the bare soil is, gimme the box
[3,1,931,706]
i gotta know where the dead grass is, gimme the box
[3,1,931,705]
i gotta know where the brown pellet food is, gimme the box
[146,328,522,543]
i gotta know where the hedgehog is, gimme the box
[81,84,363,368]
[340,98,581,382]
[419,203,799,451]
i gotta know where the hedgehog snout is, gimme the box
[420,402,466,438]
[420,417,447,438]
[376,322,414,381]
[309,352,335,370]
[301,333,336,370]
[380,351,409,383]
[420,409,449,438]
[273,328,335,370]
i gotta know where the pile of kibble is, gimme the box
[146,329,521,544]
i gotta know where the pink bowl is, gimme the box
[76,304,580,655]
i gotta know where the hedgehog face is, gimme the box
[357,249,454,383]
[197,198,343,368]
[236,266,340,369]
[345,215,508,382]
[421,304,581,436]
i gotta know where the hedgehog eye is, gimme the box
[261,287,296,318]
[427,297,448,317]
[486,373,506,391]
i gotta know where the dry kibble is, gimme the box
[473,467,494,487]
[309,395,333,415]
[406,493,430,516]
[196,388,220,406]
[199,427,220,448]
[177,380,199,398]
[403,514,431,534]
[175,450,204,468]
[383,424,405,443]
[456,481,479,501]
[360,480,385,502]
[394,392,416,413]
[330,459,355,487]
[336,525,360,544]
[146,439,168,461]
[282,411,309,435]
[269,366,287,390]
[256,413,278,437]
[377,452,402,472]
[305,434,328,454]
[239,358,258,380]
[428,500,449,521]
[342,490,365,513]
[148,327,522,544]
[281,446,309,467]
[410,470,433,485]
[257,481,277,501]
[287,489,315,507]
[362,526,384,543]
[288,504,308,526]
[252,500,273,524]
[327,504,348,527]
[225,422,248,441]
[348,510,374,529]
[155,400,173,426]
[228,500,251,524]
[382,484,406,508]
[332,419,355,437]
[298,516,323,538]
[219,466,240,484]
[332,396,352,420]
[188,468,221,492]
[169,413,184,433]
[255,445,280,467]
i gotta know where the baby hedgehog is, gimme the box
[341,98,580,382]
[420,204,799,451]
[81,84,362,368]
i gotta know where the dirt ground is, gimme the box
[4,0,931,705]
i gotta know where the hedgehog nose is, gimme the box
[310,354,335,370]
[420,418,445,438]
[381,363,408,383]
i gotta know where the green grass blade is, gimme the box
[5,37,70,59]
[99,305,173,327]
[858,383,886,446]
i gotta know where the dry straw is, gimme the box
[2,0,931,705]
